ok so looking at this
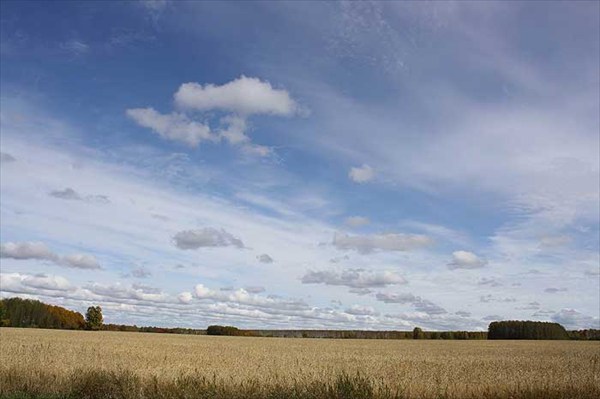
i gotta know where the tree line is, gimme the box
[1,297,598,340]
[488,320,570,340]
[0,297,85,330]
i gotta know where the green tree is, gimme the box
[412,327,424,339]
[85,306,103,330]
[488,320,569,340]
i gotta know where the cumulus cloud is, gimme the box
[0,272,72,293]
[244,286,266,294]
[413,299,447,315]
[172,228,244,250]
[345,304,379,316]
[256,254,274,264]
[348,164,374,183]
[194,284,307,311]
[375,292,416,304]
[219,115,249,144]
[178,291,193,304]
[1,242,57,261]
[85,282,167,302]
[127,76,299,156]
[333,232,432,253]
[455,310,471,317]
[126,108,213,147]
[0,241,101,270]
[301,269,406,289]
[344,216,370,228]
[448,250,487,270]
[552,309,599,329]
[375,292,446,315]
[60,254,102,270]
[1,152,16,163]
[174,76,297,116]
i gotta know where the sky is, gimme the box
[0,1,598,331]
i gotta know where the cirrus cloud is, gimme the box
[333,232,432,254]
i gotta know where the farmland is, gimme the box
[1,328,599,399]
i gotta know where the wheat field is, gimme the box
[1,328,599,399]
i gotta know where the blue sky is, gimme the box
[1,1,598,330]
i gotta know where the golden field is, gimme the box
[1,327,599,399]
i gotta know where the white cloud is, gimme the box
[1,242,57,261]
[551,308,599,330]
[85,282,167,302]
[244,286,266,294]
[128,76,299,156]
[333,232,432,253]
[174,75,297,116]
[348,164,374,183]
[344,216,370,228]
[375,292,416,304]
[219,115,249,144]
[0,272,72,293]
[345,304,379,316]
[448,250,487,270]
[301,269,406,289]
[194,284,308,311]
[126,107,213,147]
[0,242,101,270]
[172,228,244,250]
[375,292,447,315]
[177,291,193,304]
[60,254,102,270]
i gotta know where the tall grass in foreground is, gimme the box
[1,368,598,399]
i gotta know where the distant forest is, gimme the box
[1,297,598,340]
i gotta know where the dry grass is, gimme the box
[1,327,599,398]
